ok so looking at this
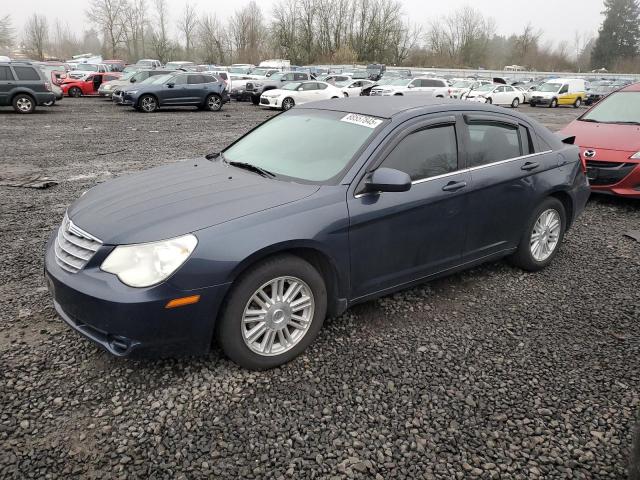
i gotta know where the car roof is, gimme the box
[621,82,640,92]
[304,96,532,120]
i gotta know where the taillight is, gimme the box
[45,82,51,91]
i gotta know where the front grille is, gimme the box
[54,214,102,273]
[260,97,270,105]
[585,160,637,186]
[371,90,382,96]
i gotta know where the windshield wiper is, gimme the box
[608,121,640,125]
[580,118,600,123]
[227,161,276,178]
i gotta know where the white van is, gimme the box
[529,78,586,108]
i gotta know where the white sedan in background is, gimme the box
[466,84,525,108]
[259,81,344,110]
[337,79,375,97]
[370,77,449,96]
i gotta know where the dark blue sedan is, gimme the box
[120,72,228,112]
[45,97,590,369]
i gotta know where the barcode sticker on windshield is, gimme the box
[341,113,383,129]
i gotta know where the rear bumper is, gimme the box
[44,234,230,357]
[36,92,56,105]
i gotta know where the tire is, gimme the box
[138,94,158,113]
[331,96,339,99]
[343,92,349,97]
[549,98,558,108]
[394,93,403,96]
[216,254,327,370]
[485,97,492,104]
[12,94,36,114]
[573,97,582,108]
[205,93,223,112]
[509,197,566,272]
[530,102,537,107]
[511,98,520,108]
[43,99,55,107]
[251,95,260,105]
[69,87,82,98]
[282,97,295,111]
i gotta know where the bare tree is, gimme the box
[149,0,173,62]
[86,0,127,57]
[50,19,82,60]
[178,2,198,57]
[24,14,49,60]
[229,1,267,64]
[0,15,14,53]
[122,0,148,61]
[198,13,226,64]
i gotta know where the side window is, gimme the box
[317,83,328,90]
[294,73,307,81]
[86,75,95,82]
[409,79,421,88]
[559,84,569,94]
[187,75,205,84]
[283,73,294,81]
[505,86,514,92]
[172,75,188,85]
[13,66,41,81]
[466,123,522,167]
[520,126,535,155]
[302,82,317,90]
[381,125,458,182]
[203,75,216,83]
[0,66,14,81]
[104,75,118,82]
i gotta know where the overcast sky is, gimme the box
[7,0,605,46]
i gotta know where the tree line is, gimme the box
[1,0,639,73]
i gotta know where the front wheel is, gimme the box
[69,87,82,98]
[509,197,566,272]
[138,94,158,113]
[13,94,36,114]
[549,98,558,108]
[216,255,327,370]
[485,97,492,104]
[511,98,520,108]
[251,95,260,105]
[282,97,295,111]
[574,97,582,108]
[205,93,223,111]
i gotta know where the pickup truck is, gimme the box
[246,71,312,105]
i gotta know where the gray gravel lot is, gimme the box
[1,98,639,479]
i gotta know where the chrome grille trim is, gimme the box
[54,214,103,273]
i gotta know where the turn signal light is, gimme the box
[165,295,200,309]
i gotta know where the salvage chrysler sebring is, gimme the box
[45,97,590,369]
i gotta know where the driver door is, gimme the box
[347,116,470,300]
[161,74,188,105]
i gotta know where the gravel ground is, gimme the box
[1,98,638,479]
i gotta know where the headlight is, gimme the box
[101,234,197,287]
[103,84,113,90]
[631,152,640,159]
[254,82,263,88]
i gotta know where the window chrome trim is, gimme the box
[353,150,553,197]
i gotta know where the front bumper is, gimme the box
[98,88,114,97]
[44,234,230,357]
[530,96,553,105]
[230,89,251,101]
[111,91,131,105]
[259,96,279,108]
[585,157,640,198]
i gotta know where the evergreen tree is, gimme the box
[591,0,640,69]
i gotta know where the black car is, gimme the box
[44,97,590,369]
[0,62,56,113]
[119,72,229,112]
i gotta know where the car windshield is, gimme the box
[142,74,173,85]
[282,82,302,91]
[334,80,351,87]
[580,92,640,124]
[269,73,285,81]
[538,83,562,92]
[476,83,495,92]
[452,81,473,88]
[250,68,269,76]
[223,110,384,183]
[389,79,410,86]
[229,67,250,74]
[75,64,98,71]
[120,71,139,80]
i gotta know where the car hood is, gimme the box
[561,121,640,152]
[102,79,131,88]
[67,159,320,245]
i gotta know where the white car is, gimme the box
[68,63,109,79]
[259,81,343,110]
[466,84,525,108]
[449,79,493,99]
[514,85,532,104]
[370,77,448,96]
[336,79,375,97]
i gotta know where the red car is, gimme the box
[61,72,122,97]
[560,83,640,198]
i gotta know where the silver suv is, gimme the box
[247,71,311,105]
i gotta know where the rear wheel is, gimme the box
[511,98,520,108]
[43,99,55,106]
[138,94,158,113]
[216,255,327,370]
[509,197,566,271]
[69,87,82,98]
[205,93,223,111]
[282,97,295,111]
[13,94,36,114]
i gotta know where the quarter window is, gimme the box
[466,123,522,167]
[13,66,41,81]
[381,125,458,181]
[187,75,206,84]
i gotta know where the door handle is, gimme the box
[521,162,539,171]
[442,180,467,192]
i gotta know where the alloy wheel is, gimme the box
[530,209,561,262]
[241,276,314,356]
[16,97,33,112]
[141,96,157,112]
[282,98,294,110]
[208,95,222,111]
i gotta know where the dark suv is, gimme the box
[0,62,56,113]
[119,72,229,112]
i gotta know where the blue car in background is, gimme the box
[44,97,589,369]
[120,71,229,112]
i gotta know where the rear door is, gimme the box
[12,65,45,95]
[347,115,471,299]
[0,65,15,105]
[459,113,556,260]
[186,74,207,104]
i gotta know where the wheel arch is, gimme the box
[226,242,347,318]
[10,90,36,103]
[548,189,574,231]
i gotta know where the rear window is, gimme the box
[13,66,41,81]
[0,65,14,81]
[422,79,446,88]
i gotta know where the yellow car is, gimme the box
[530,78,586,108]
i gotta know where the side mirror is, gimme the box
[298,87,304,91]
[407,84,415,88]
[364,168,412,194]
[130,78,136,83]
[167,83,175,88]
